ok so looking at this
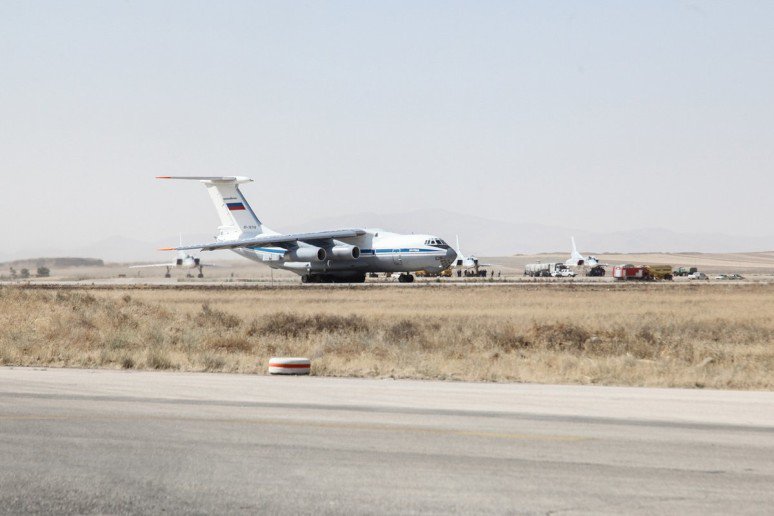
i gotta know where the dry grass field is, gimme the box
[1,284,772,389]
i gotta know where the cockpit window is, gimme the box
[424,238,450,248]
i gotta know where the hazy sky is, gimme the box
[2,1,772,254]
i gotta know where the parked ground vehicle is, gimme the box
[587,265,606,277]
[524,263,552,277]
[612,265,648,280]
[689,271,709,280]
[525,262,574,277]
[715,273,744,280]
[415,268,453,278]
[613,264,673,281]
[644,265,673,280]
[673,267,698,277]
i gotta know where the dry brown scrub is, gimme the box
[1,285,773,389]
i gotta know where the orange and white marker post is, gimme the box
[268,357,311,375]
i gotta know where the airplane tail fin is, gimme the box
[569,236,585,265]
[157,176,267,238]
[455,235,465,260]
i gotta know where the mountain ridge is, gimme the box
[2,209,771,262]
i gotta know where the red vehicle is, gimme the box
[612,265,649,280]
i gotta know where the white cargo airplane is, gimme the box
[130,250,210,278]
[565,237,606,276]
[156,176,456,283]
[453,236,491,272]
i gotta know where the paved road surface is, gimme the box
[1,368,772,514]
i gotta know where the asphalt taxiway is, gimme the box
[1,368,772,514]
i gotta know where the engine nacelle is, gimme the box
[285,247,326,262]
[328,245,360,260]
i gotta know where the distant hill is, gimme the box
[3,210,772,262]
[1,234,219,264]
[1,257,104,268]
[283,209,774,256]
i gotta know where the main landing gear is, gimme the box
[301,273,367,284]
[397,273,414,283]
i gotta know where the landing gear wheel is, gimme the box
[198,273,204,278]
[301,274,310,284]
[398,273,414,283]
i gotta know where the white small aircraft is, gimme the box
[453,236,491,273]
[156,176,456,283]
[130,247,211,278]
[564,237,606,276]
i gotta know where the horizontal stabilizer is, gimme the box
[157,175,262,232]
[156,176,253,184]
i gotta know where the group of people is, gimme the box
[457,269,501,278]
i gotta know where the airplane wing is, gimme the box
[129,263,175,268]
[161,229,367,252]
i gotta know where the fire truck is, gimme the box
[612,264,673,281]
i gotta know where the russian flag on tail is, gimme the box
[227,202,246,211]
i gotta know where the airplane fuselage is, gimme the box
[176,256,200,268]
[232,229,456,275]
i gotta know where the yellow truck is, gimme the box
[415,268,453,278]
[644,265,674,281]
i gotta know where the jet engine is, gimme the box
[328,245,360,260]
[286,247,326,262]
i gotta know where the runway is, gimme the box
[5,277,774,291]
[1,368,773,514]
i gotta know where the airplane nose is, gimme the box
[443,247,457,268]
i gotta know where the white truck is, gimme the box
[552,267,576,278]
[524,262,575,278]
